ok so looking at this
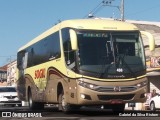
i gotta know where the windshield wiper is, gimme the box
[99,62,112,78]
[117,54,137,79]
[99,34,115,78]
[100,33,137,79]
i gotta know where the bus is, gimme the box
[16,19,155,113]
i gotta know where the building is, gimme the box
[0,64,8,86]
[7,60,17,86]
[129,20,160,94]
[126,20,160,110]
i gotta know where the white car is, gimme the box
[144,93,152,110]
[149,93,160,111]
[0,86,22,107]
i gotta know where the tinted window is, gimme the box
[77,30,145,78]
[30,32,61,66]
[17,50,26,69]
[0,87,16,92]
[18,31,61,68]
[62,28,75,70]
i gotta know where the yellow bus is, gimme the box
[16,19,155,113]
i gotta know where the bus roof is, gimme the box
[18,19,139,51]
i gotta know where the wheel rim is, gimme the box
[61,94,66,110]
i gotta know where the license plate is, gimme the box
[111,99,123,104]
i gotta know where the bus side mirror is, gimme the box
[140,31,155,51]
[69,29,78,50]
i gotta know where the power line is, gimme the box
[83,1,103,18]
[92,5,104,16]
[0,55,16,65]
[126,4,160,18]
[0,55,16,58]
[83,0,124,21]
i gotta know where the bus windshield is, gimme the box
[77,30,146,79]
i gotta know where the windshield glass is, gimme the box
[77,30,145,79]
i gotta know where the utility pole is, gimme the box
[102,0,125,21]
[120,0,124,21]
[85,0,125,21]
[7,56,12,86]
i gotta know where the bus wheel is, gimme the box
[58,93,72,113]
[28,90,44,110]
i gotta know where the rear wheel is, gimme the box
[28,90,44,110]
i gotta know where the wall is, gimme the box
[7,60,17,86]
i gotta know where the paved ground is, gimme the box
[0,106,160,120]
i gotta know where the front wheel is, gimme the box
[58,93,71,113]
[28,90,44,110]
[58,92,80,113]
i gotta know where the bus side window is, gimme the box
[23,52,28,69]
[17,50,28,77]
[27,48,34,67]
[17,51,26,70]
[62,28,75,70]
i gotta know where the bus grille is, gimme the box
[95,86,137,92]
[97,94,135,101]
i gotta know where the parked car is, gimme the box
[0,86,22,107]
[144,93,152,110]
[149,93,160,111]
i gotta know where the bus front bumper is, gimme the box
[76,82,147,105]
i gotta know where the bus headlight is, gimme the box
[77,80,97,90]
[136,81,147,88]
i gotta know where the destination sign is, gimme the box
[83,33,108,38]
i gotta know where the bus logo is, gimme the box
[116,68,123,72]
[35,68,45,79]
[114,86,121,92]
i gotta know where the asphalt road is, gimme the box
[0,106,160,120]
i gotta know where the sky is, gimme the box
[0,0,160,66]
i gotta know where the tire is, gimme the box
[58,92,80,113]
[58,93,71,113]
[150,102,156,111]
[28,90,44,110]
